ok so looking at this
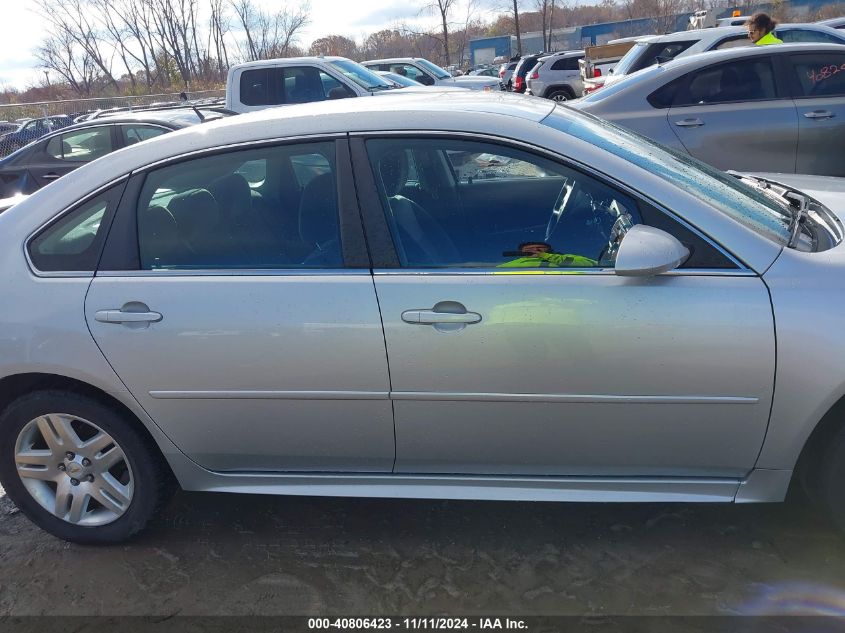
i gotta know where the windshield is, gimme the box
[612,42,648,76]
[577,65,663,103]
[545,107,792,245]
[417,59,451,79]
[381,72,422,88]
[328,60,393,91]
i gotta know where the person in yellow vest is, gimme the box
[746,13,783,45]
[498,242,597,268]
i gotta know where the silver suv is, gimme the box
[526,51,584,101]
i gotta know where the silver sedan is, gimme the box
[570,43,845,176]
[1,92,844,543]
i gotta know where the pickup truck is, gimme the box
[578,40,637,96]
[226,56,411,113]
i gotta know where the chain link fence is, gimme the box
[0,89,225,122]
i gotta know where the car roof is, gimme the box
[656,40,845,72]
[230,55,350,69]
[363,58,431,65]
[538,50,585,61]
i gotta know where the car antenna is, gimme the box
[190,105,206,122]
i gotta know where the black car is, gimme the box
[0,116,74,156]
[0,108,230,198]
[511,53,547,94]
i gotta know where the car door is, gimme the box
[28,125,116,189]
[667,56,798,172]
[784,51,845,176]
[353,135,775,478]
[85,138,395,472]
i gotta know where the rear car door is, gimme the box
[353,135,775,478]
[85,138,394,472]
[785,51,845,176]
[667,56,798,172]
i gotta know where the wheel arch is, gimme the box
[0,372,177,481]
[543,84,576,99]
[791,392,845,495]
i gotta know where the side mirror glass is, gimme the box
[614,225,690,277]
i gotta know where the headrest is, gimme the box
[208,173,252,224]
[168,189,219,241]
[378,150,408,197]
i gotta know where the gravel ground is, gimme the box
[2,482,845,619]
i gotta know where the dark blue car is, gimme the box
[0,116,73,156]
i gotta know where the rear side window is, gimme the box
[46,127,114,162]
[122,125,168,146]
[667,58,777,106]
[28,183,124,272]
[551,56,581,71]
[240,67,348,105]
[778,28,844,44]
[788,52,845,97]
[240,68,277,106]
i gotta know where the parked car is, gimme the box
[469,67,499,77]
[817,16,845,29]
[570,43,845,176]
[3,91,845,543]
[226,56,397,113]
[604,24,845,89]
[526,50,585,101]
[511,53,547,93]
[376,71,466,92]
[499,60,518,89]
[0,116,74,156]
[362,58,502,91]
[0,108,229,198]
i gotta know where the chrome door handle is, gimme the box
[804,110,835,120]
[402,310,482,325]
[42,173,61,180]
[674,118,705,127]
[95,309,162,324]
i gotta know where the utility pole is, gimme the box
[513,0,522,55]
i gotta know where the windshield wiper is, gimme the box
[784,190,809,248]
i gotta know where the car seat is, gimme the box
[298,172,342,267]
[377,149,460,266]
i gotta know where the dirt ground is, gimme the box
[2,482,845,618]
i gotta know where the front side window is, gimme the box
[672,58,777,106]
[366,138,642,269]
[788,52,845,97]
[46,127,113,162]
[543,108,792,245]
[416,59,451,79]
[137,142,342,270]
[327,60,391,91]
[29,185,122,271]
[778,28,844,44]
[713,35,753,50]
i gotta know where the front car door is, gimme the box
[666,56,798,172]
[85,138,395,472]
[352,135,775,478]
[784,50,845,176]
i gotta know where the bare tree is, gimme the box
[230,0,310,61]
[35,30,97,96]
[309,35,359,58]
[421,0,457,66]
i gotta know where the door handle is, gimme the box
[804,110,835,120]
[95,309,162,324]
[674,118,705,127]
[42,173,61,180]
[402,309,482,325]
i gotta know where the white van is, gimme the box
[225,56,401,113]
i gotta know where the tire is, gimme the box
[815,423,845,531]
[0,390,172,544]
[547,88,574,102]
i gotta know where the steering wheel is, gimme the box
[598,213,634,266]
[545,178,580,242]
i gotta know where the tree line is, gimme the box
[8,0,844,101]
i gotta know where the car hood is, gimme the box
[745,172,845,220]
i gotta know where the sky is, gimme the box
[0,0,490,90]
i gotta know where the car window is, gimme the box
[713,35,753,50]
[28,185,122,272]
[121,125,168,146]
[632,41,696,73]
[778,28,844,44]
[550,56,581,71]
[46,127,114,162]
[366,138,642,269]
[788,52,845,97]
[672,58,777,106]
[389,64,425,82]
[240,68,276,106]
[136,141,342,270]
[282,66,331,103]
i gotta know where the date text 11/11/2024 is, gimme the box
[308,618,529,630]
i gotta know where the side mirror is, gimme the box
[614,225,690,277]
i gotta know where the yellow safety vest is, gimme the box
[756,32,783,45]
